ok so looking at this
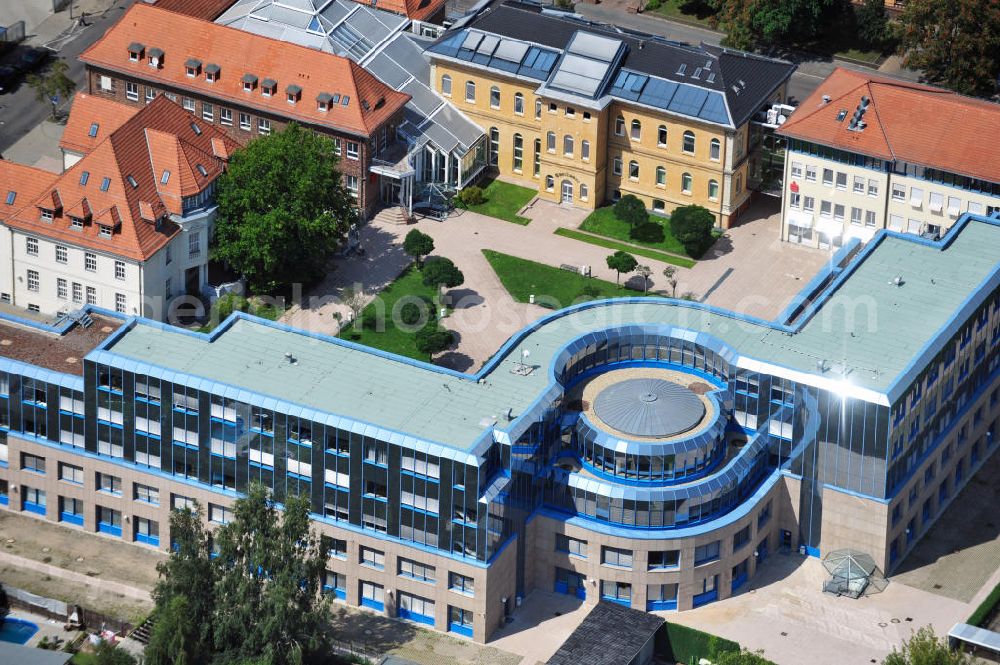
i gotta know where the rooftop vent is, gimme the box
[822,94,831,104]
[889,275,904,287]
[284,352,298,365]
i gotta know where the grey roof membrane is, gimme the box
[593,378,705,438]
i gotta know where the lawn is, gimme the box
[579,206,690,256]
[339,264,441,361]
[482,249,642,309]
[555,228,696,269]
[647,0,717,28]
[459,177,535,225]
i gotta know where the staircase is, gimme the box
[372,206,411,225]
[128,615,155,645]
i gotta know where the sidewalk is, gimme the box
[2,114,66,172]
[0,0,123,49]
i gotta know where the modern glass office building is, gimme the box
[0,213,998,642]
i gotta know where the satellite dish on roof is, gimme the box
[151,57,160,67]
[777,114,786,125]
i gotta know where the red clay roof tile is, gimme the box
[778,68,1000,184]
[59,92,139,156]
[80,3,410,138]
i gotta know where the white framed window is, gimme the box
[612,157,622,176]
[708,179,719,201]
[512,134,523,172]
[835,171,847,190]
[851,207,862,225]
[655,166,666,186]
[682,130,695,154]
[72,282,82,303]
[789,192,801,208]
[628,160,639,180]
[834,204,845,221]
[822,168,833,186]
[441,74,451,96]
[346,141,359,160]
[891,183,905,201]
[868,179,879,197]
[909,186,923,207]
[709,138,720,161]
[86,286,96,305]
[55,245,67,263]
[614,116,625,136]
[929,191,943,212]
[40,208,53,222]
[115,293,126,313]
[947,196,961,216]
[681,172,692,194]
[125,81,139,101]
[26,236,38,256]
[805,165,817,182]
[239,113,251,131]
[56,278,67,300]
[514,93,524,115]
[182,97,195,112]
[145,87,156,104]
[465,80,475,103]
[535,99,542,119]
[188,231,200,257]
[853,176,865,194]
[630,119,641,141]
[489,86,500,109]
[114,260,126,280]
[345,175,359,199]
[803,196,815,212]
[546,131,555,153]
[99,75,113,91]
[581,140,590,161]
[219,108,232,126]
[888,214,904,231]
[565,106,575,117]
[545,175,554,191]
[580,183,589,200]
[258,118,271,135]
[820,200,832,218]
[563,134,573,157]
[790,161,803,178]
[865,210,877,227]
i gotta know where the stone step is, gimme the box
[373,206,410,225]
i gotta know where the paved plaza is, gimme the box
[282,196,831,371]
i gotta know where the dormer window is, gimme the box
[205,64,220,83]
[261,79,276,97]
[99,224,113,238]
[185,58,201,78]
[286,84,301,104]
[147,48,164,69]
[242,73,257,92]
[317,92,332,112]
[70,217,84,230]
[128,42,144,62]
[39,208,54,222]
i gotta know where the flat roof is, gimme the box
[0,314,120,376]
[100,215,1000,451]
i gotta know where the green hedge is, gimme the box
[969,579,1000,627]
[662,623,740,664]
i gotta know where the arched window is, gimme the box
[514,93,524,115]
[535,99,542,119]
[533,138,541,176]
[513,133,523,172]
[465,81,475,103]
[489,127,499,166]
[628,160,639,180]
[581,140,590,161]
[545,175,554,191]
[710,138,721,161]
[708,179,719,200]
[580,183,589,200]
[546,131,556,153]
[681,172,693,193]
[655,166,666,186]
[682,130,695,154]
[631,119,641,141]
[563,134,574,157]
[657,125,667,146]
[489,86,500,109]
[441,74,452,96]
[615,115,625,136]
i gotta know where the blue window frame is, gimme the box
[694,541,720,565]
[600,580,631,606]
[731,559,749,592]
[397,591,435,626]
[59,497,84,526]
[448,606,473,637]
[323,571,346,600]
[646,583,678,611]
[22,487,45,515]
[135,517,159,546]
[360,581,384,611]
[97,506,122,537]
[693,575,718,607]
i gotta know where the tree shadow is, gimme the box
[446,288,485,309]
[328,605,418,655]
[435,351,474,372]
[696,233,734,262]
[624,275,651,292]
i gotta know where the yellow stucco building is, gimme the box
[427,1,795,228]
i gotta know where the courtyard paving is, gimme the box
[282,196,830,372]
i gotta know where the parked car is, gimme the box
[0,64,17,93]
[15,47,50,74]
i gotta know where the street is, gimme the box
[0,0,135,154]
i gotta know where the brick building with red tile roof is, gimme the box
[59,93,140,170]
[775,67,1000,249]
[79,2,411,216]
[0,95,239,319]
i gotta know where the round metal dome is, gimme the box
[593,378,705,437]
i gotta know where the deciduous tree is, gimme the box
[415,322,454,361]
[669,205,717,259]
[856,0,889,48]
[26,59,75,119]
[897,0,1000,97]
[613,194,649,233]
[605,250,638,285]
[422,257,465,289]
[711,0,840,50]
[403,229,435,267]
[213,123,356,293]
[883,626,970,665]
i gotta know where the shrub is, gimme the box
[214,292,250,319]
[613,194,648,231]
[669,205,717,258]
[400,301,423,325]
[631,221,666,243]
[663,623,740,663]
[458,186,485,206]
[422,257,465,289]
